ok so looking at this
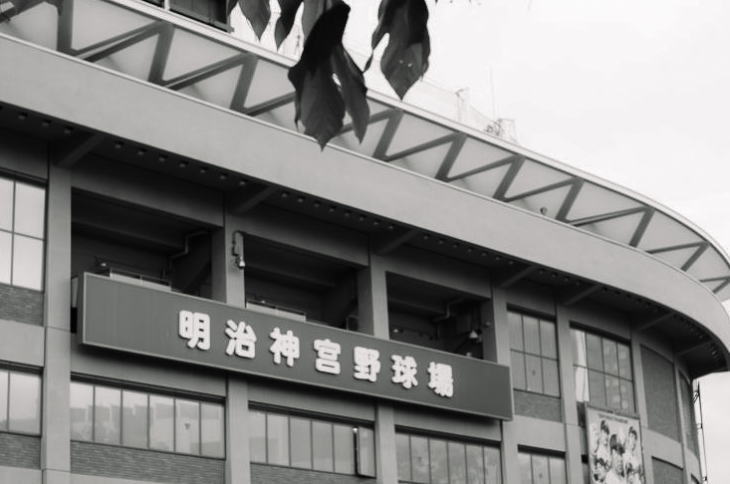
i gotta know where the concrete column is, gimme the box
[212,212,250,484]
[226,377,251,484]
[42,164,72,484]
[489,287,519,484]
[556,303,582,484]
[631,333,654,484]
[673,363,691,484]
[357,253,397,483]
[210,213,246,307]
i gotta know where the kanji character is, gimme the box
[353,347,381,382]
[427,362,454,397]
[225,320,257,358]
[269,327,300,367]
[178,310,210,351]
[391,355,418,389]
[313,338,341,375]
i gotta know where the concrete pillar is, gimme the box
[226,377,251,484]
[42,164,72,484]
[673,363,691,484]
[212,212,250,484]
[489,287,520,484]
[631,333,654,484]
[357,254,389,338]
[556,303,582,484]
[357,254,397,483]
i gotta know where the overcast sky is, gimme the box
[339,0,730,481]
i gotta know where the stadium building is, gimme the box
[0,1,728,484]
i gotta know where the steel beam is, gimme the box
[676,340,712,357]
[51,132,105,168]
[434,133,467,181]
[636,311,673,332]
[443,154,519,183]
[493,263,537,289]
[503,177,576,203]
[372,110,404,159]
[492,156,525,200]
[382,133,458,162]
[227,184,276,214]
[628,208,655,247]
[163,53,252,90]
[243,92,295,117]
[569,206,646,227]
[373,228,419,255]
[555,179,584,222]
[560,283,601,307]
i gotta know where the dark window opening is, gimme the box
[387,274,486,358]
[170,0,229,30]
[243,236,359,330]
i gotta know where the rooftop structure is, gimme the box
[0,1,726,484]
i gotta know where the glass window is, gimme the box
[14,182,45,238]
[201,403,224,458]
[94,386,121,444]
[251,409,371,476]
[0,178,12,231]
[357,426,376,477]
[334,424,354,474]
[397,433,412,481]
[150,395,174,451]
[572,328,634,412]
[8,372,41,434]
[397,432,500,484]
[70,382,93,441]
[484,447,501,484]
[175,399,200,454]
[430,439,448,484]
[412,435,430,483]
[466,444,485,484]
[72,382,222,457]
[448,442,467,484]
[519,452,566,484]
[509,311,560,397]
[0,178,45,291]
[122,390,148,448]
[0,371,7,431]
[249,410,267,462]
[12,234,43,290]
[0,232,10,285]
[313,420,334,471]
[290,417,312,469]
[267,413,289,466]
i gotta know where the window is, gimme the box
[70,381,224,458]
[509,311,560,397]
[0,368,41,435]
[249,409,374,476]
[518,451,566,484]
[572,329,634,412]
[396,432,501,484]
[0,176,45,290]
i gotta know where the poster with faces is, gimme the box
[586,407,644,484]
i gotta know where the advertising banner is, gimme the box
[79,273,512,419]
[586,407,645,484]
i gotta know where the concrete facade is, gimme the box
[0,2,726,484]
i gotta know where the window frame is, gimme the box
[517,450,567,484]
[249,406,374,477]
[69,378,225,459]
[0,365,42,436]
[571,326,635,414]
[396,430,502,484]
[0,175,46,291]
[509,310,561,398]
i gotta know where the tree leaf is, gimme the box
[274,0,303,48]
[301,0,327,39]
[331,48,369,142]
[368,0,430,99]
[236,0,271,39]
[288,0,369,148]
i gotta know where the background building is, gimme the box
[0,1,729,484]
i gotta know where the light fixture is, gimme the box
[231,231,245,269]
[468,329,480,341]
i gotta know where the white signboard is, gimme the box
[586,407,645,484]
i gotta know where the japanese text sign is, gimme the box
[79,274,512,419]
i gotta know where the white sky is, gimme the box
[341,0,730,482]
